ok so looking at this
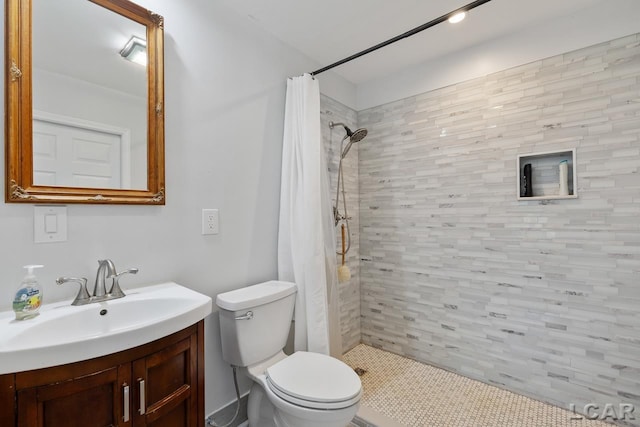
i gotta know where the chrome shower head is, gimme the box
[329,121,368,159]
[349,128,368,143]
[341,128,367,159]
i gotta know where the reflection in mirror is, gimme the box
[5,0,165,204]
[32,0,147,190]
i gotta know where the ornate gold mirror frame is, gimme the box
[5,0,165,204]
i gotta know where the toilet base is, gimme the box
[247,379,359,427]
[248,383,276,427]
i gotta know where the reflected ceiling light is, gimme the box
[448,12,466,24]
[120,36,147,66]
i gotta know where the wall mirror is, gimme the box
[5,0,165,204]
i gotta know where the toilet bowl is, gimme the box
[217,281,362,427]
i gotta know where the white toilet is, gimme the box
[216,280,362,427]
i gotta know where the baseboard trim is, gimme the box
[206,393,249,427]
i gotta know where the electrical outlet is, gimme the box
[201,209,219,235]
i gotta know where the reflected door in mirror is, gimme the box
[32,0,148,191]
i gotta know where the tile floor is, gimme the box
[343,344,613,427]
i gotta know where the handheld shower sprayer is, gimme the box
[329,121,368,269]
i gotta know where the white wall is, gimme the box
[0,0,354,416]
[356,0,640,110]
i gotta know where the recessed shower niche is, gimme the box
[517,149,577,200]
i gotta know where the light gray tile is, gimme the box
[353,33,640,426]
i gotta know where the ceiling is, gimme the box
[219,0,608,85]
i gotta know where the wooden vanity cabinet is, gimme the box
[1,321,204,427]
[16,364,131,427]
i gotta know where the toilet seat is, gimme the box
[265,351,362,410]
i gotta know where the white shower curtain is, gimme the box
[278,74,340,356]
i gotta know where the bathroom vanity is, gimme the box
[0,322,203,426]
[0,282,212,426]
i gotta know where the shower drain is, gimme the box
[354,367,367,376]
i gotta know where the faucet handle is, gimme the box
[108,268,138,299]
[56,277,90,306]
[116,268,139,276]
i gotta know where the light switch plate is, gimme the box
[34,206,67,243]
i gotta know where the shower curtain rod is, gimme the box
[310,0,493,77]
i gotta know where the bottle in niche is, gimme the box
[558,160,569,196]
[522,163,533,197]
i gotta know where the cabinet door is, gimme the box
[0,374,15,426]
[16,364,131,427]
[132,335,198,427]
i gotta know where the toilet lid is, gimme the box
[266,351,362,408]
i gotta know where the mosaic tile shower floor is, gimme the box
[344,344,611,427]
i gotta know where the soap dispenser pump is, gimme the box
[13,265,44,320]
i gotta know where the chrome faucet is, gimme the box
[94,259,116,297]
[57,259,138,306]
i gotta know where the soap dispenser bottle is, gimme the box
[13,265,44,320]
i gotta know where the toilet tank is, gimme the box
[216,281,296,367]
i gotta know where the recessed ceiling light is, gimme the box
[120,36,147,66]
[448,12,466,24]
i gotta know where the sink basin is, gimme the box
[0,282,212,374]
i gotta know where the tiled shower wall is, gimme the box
[320,95,361,353]
[357,33,640,419]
